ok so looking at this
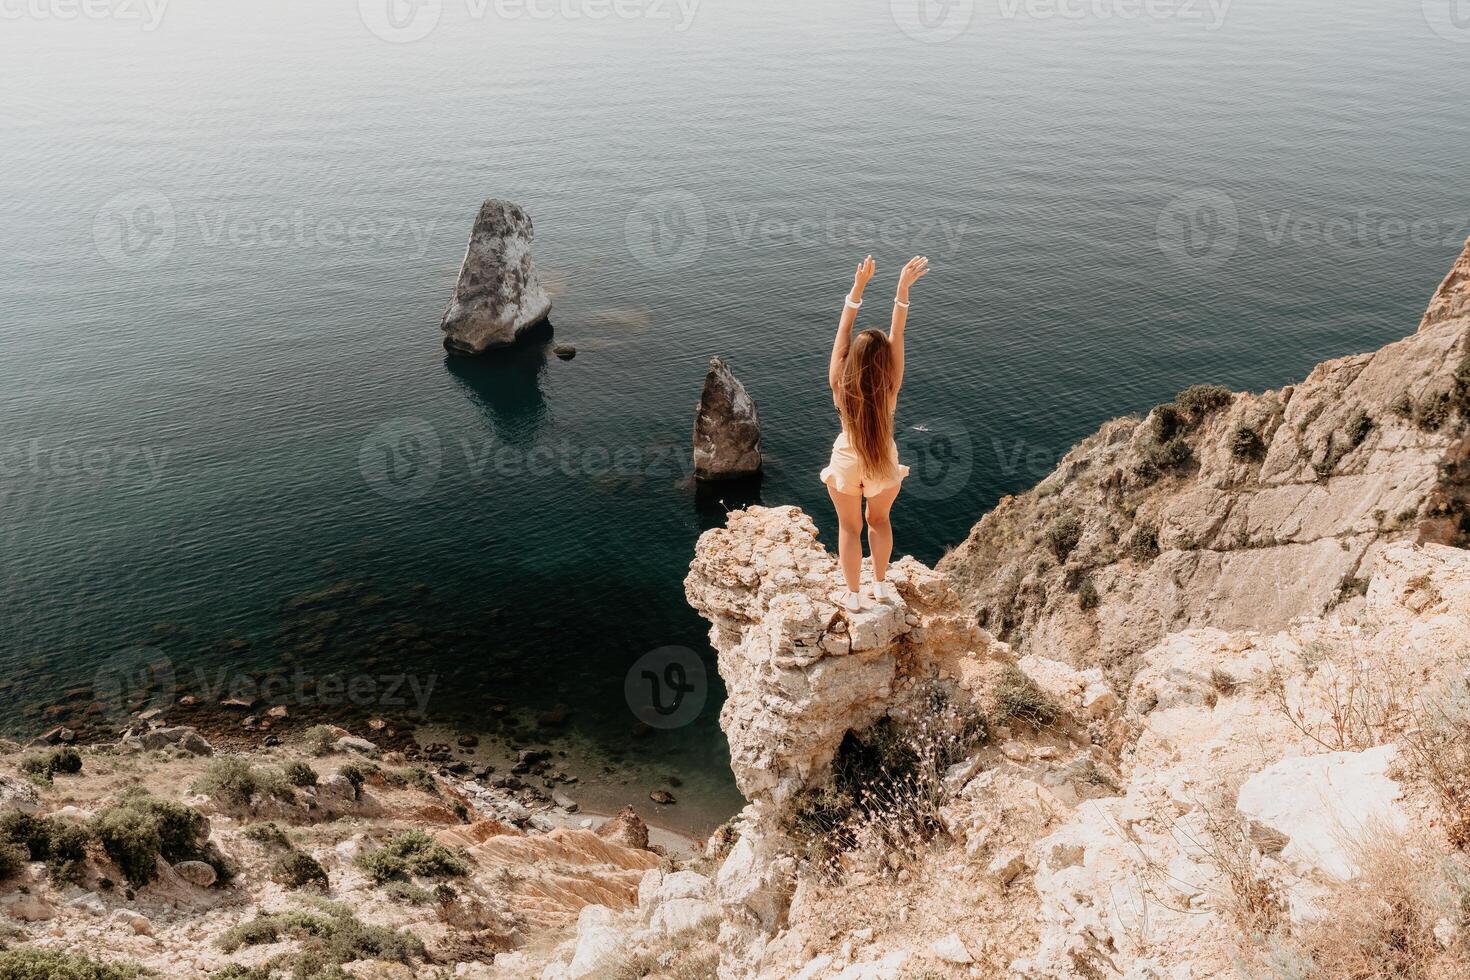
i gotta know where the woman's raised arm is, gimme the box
[830,255,876,391]
[888,255,929,394]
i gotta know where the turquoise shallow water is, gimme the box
[2,0,1469,828]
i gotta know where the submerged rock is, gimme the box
[441,199,553,356]
[692,356,762,481]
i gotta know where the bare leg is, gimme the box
[864,484,901,583]
[827,484,865,593]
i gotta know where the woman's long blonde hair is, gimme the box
[838,330,898,481]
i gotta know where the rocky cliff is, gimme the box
[938,238,1470,685]
[670,242,1470,980]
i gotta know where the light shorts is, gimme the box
[820,432,910,499]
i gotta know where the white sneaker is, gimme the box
[871,580,894,603]
[843,590,862,613]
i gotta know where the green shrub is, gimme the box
[44,821,91,885]
[0,947,151,979]
[1151,403,1182,442]
[1045,514,1082,561]
[1416,391,1452,432]
[191,757,293,809]
[995,666,1061,731]
[1078,579,1100,612]
[90,793,215,888]
[0,842,26,882]
[1345,408,1373,448]
[0,811,52,858]
[216,904,422,976]
[403,767,438,796]
[337,763,368,799]
[283,762,318,788]
[1146,436,1193,472]
[1176,383,1233,420]
[243,822,291,849]
[300,725,339,756]
[1127,524,1160,561]
[18,747,82,783]
[1454,353,1470,416]
[383,881,432,905]
[355,830,468,885]
[1230,424,1265,461]
[271,850,329,890]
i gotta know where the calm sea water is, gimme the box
[2,0,1468,828]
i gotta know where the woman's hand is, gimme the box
[851,255,876,299]
[896,255,929,301]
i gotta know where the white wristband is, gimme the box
[894,297,910,309]
[845,295,862,310]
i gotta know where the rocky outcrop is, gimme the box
[1423,237,1470,332]
[440,199,552,355]
[939,241,1470,683]
[693,357,763,481]
[687,500,1470,979]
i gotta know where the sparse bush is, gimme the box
[356,830,468,885]
[1230,424,1265,461]
[384,881,432,905]
[1176,383,1233,420]
[783,688,989,873]
[338,763,368,800]
[1454,353,1470,416]
[1127,524,1160,562]
[283,761,317,788]
[1416,391,1452,432]
[1210,668,1238,697]
[1151,403,1182,443]
[216,903,423,975]
[19,747,82,784]
[403,767,438,796]
[300,725,339,757]
[1146,436,1193,472]
[243,822,291,849]
[0,842,26,882]
[44,821,91,885]
[1078,579,1100,612]
[995,666,1061,731]
[1045,514,1083,561]
[90,792,216,888]
[271,850,329,891]
[0,947,151,979]
[191,757,293,809]
[1345,407,1373,448]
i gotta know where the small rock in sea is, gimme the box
[457,735,479,748]
[693,356,762,481]
[649,790,676,805]
[552,791,579,813]
[553,345,576,360]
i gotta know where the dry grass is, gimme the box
[1265,646,1416,753]
[611,916,719,980]
[1397,687,1470,852]
[1253,829,1470,980]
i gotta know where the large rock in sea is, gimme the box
[693,357,762,481]
[440,199,552,355]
